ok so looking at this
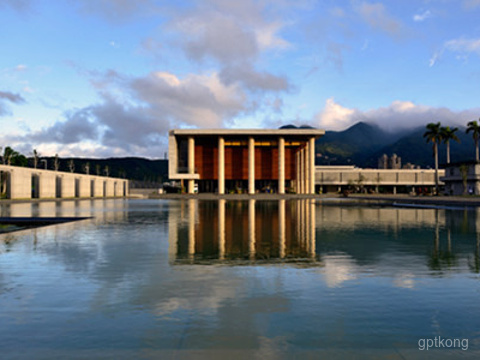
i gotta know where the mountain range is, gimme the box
[14,122,476,185]
[315,122,476,168]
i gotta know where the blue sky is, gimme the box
[1,0,480,158]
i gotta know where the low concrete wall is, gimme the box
[0,164,129,200]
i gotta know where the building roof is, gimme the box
[169,128,325,137]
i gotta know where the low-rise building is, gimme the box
[316,166,444,194]
[440,162,480,195]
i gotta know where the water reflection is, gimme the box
[166,200,480,279]
[169,199,317,265]
[0,199,129,223]
[2,200,480,358]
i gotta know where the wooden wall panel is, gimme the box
[285,148,297,180]
[194,142,302,180]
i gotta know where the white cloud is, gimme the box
[444,37,480,55]
[314,98,480,132]
[430,37,480,66]
[413,10,432,22]
[322,254,358,288]
[3,69,255,156]
[314,98,359,131]
[130,71,248,128]
[355,2,402,36]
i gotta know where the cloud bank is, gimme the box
[314,98,480,132]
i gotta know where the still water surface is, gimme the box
[1,199,479,359]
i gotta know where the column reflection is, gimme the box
[169,199,319,265]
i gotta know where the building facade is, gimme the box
[316,166,444,194]
[441,162,480,195]
[168,129,325,194]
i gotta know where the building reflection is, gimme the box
[169,199,318,265]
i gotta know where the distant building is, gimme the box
[402,162,420,170]
[316,166,443,194]
[441,162,480,195]
[378,154,401,169]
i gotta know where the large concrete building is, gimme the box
[169,129,325,194]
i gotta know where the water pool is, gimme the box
[1,199,479,359]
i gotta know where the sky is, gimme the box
[1,0,480,158]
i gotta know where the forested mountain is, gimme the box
[29,157,168,184]
[315,122,475,168]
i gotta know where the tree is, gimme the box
[68,159,75,173]
[466,120,480,162]
[423,122,442,194]
[32,149,40,169]
[2,146,27,167]
[440,126,460,164]
[54,154,60,171]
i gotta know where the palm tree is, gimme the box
[54,154,59,171]
[32,149,41,169]
[68,159,75,173]
[424,122,442,194]
[466,120,480,162]
[440,126,460,164]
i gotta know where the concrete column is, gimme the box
[300,147,305,194]
[305,199,310,252]
[94,178,104,198]
[10,167,32,199]
[218,199,226,260]
[39,172,56,198]
[168,202,179,263]
[309,199,316,258]
[80,176,91,197]
[248,199,256,260]
[188,136,195,194]
[106,180,115,197]
[279,199,286,258]
[309,137,316,194]
[295,150,300,194]
[304,144,310,195]
[278,137,285,194]
[188,199,195,261]
[218,136,225,194]
[248,137,255,194]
